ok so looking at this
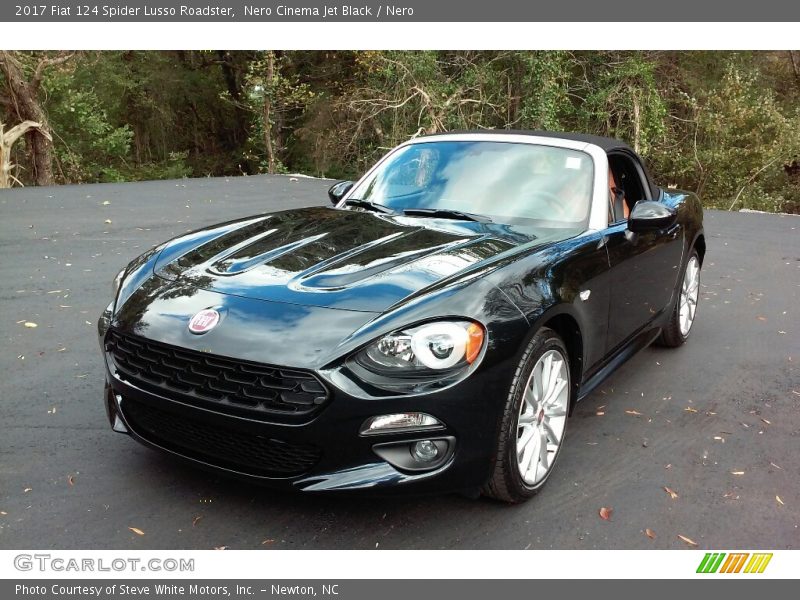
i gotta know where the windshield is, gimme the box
[348,140,594,227]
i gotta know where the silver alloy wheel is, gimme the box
[516,349,569,486]
[679,255,700,337]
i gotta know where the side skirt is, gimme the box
[575,327,662,405]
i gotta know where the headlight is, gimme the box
[348,320,485,393]
[363,321,484,371]
[112,268,125,297]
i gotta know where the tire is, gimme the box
[658,249,701,347]
[483,327,571,503]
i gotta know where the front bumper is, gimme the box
[101,338,511,495]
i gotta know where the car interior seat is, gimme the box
[608,167,630,222]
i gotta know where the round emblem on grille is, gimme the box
[188,309,220,334]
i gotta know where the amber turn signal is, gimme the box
[465,322,485,364]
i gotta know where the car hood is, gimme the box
[152,206,557,313]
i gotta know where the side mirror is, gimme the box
[627,201,677,233]
[328,181,354,205]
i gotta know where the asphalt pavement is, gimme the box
[0,174,798,550]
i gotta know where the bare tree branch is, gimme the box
[30,52,76,93]
[1,119,50,188]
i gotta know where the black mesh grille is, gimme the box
[105,329,329,420]
[122,398,322,477]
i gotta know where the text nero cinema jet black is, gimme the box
[98,131,705,502]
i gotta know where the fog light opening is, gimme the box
[372,436,455,473]
[412,440,440,463]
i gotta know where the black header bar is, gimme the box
[3,0,799,22]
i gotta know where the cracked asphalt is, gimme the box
[0,174,798,549]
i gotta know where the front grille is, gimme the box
[122,398,322,477]
[105,329,328,420]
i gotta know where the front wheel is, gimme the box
[659,249,701,347]
[483,327,571,503]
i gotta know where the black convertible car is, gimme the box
[98,131,704,502]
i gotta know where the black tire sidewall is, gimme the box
[669,249,701,344]
[503,330,571,496]
[679,250,700,341]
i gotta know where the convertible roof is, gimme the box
[425,129,636,153]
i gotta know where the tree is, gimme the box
[0,51,74,186]
[0,119,50,187]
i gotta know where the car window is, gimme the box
[350,141,594,228]
[608,153,648,223]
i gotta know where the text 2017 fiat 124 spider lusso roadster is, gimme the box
[98,131,704,502]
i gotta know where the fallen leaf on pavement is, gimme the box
[192,516,203,527]
[761,418,771,425]
[23,487,32,493]
[664,486,679,499]
[776,496,784,506]
[645,529,656,539]
[214,546,227,550]
[104,219,112,224]
[23,322,38,328]
[128,527,145,536]
[730,471,745,476]
[678,534,698,547]
[625,410,643,416]
[261,539,276,545]
[684,406,698,413]
[770,462,782,470]
[599,507,613,520]
[67,475,74,486]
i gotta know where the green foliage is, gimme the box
[243,51,315,174]
[694,62,800,210]
[647,53,800,212]
[45,69,133,182]
[2,50,798,212]
[576,53,667,155]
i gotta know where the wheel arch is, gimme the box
[693,232,706,265]
[524,307,585,415]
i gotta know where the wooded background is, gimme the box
[1,50,798,212]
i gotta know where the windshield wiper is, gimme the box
[403,208,492,223]
[344,198,396,215]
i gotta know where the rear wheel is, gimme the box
[659,249,701,347]
[483,328,570,503]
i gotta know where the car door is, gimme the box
[604,153,684,353]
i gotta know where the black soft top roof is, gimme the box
[425,129,635,153]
